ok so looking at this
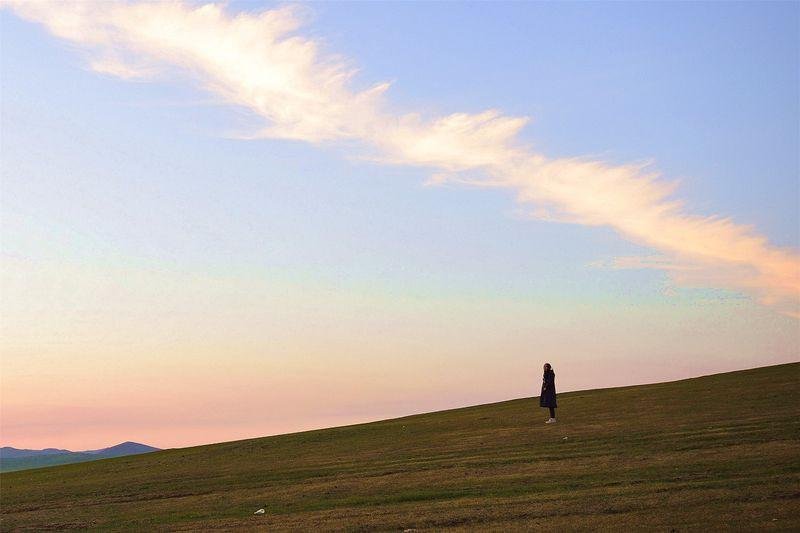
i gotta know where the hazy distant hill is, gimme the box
[0,447,71,459]
[83,442,161,458]
[0,442,159,472]
[1,363,797,530]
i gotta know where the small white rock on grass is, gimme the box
[254,509,265,515]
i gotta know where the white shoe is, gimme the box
[545,418,557,424]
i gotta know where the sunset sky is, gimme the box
[1,1,798,450]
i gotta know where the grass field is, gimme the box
[1,363,798,531]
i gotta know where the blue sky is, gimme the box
[1,1,797,448]
[310,1,798,238]
[4,1,797,286]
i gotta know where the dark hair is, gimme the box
[544,363,552,371]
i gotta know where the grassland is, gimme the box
[1,363,798,531]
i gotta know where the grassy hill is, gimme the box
[1,363,798,531]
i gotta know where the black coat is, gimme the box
[539,369,557,408]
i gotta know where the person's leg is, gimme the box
[549,407,555,419]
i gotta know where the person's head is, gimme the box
[543,363,551,373]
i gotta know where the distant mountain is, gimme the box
[0,452,96,472]
[0,442,160,472]
[0,447,71,459]
[84,441,160,457]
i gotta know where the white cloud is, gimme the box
[4,0,798,316]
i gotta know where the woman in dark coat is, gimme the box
[540,363,557,423]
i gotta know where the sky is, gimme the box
[1,1,798,450]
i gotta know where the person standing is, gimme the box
[540,363,557,424]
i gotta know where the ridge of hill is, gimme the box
[83,441,160,457]
[1,363,798,530]
[0,447,71,459]
[0,442,159,472]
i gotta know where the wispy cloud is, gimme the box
[4,1,798,316]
